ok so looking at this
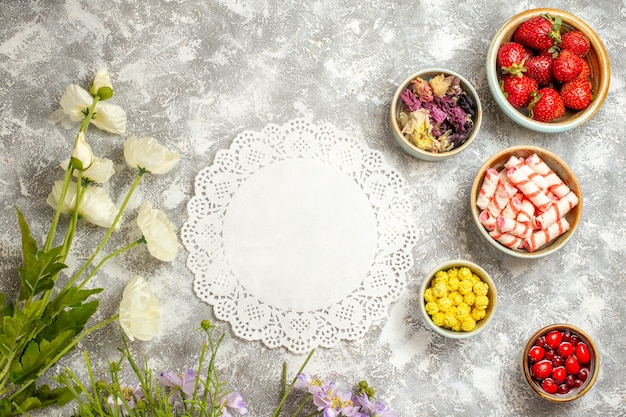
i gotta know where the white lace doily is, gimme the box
[181,119,417,353]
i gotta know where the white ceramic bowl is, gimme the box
[419,260,497,339]
[390,68,482,161]
[486,8,610,133]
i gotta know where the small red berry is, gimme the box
[532,360,553,380]
[561,77,592,110]
[544,349,556,361]
[525,54,554,86]
[578,368,589,382]
[561,30,590,57]
[501,74,538,108]
[557,341,575,358]
[529,345,546,362]
[514,14,561,51]
[545,330,563,349]
[535,336,547,347]
[551,366,567,384]
[553,50,584,83]
[575,343,592,364]
[541,378,559,394]
[497,42,529,74]
[529,87,565,122]
[565,374,576,387]
[557,384,570,394]
[565,356,581,375]
[552,355,564,367]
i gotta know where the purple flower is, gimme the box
[217,391,248,416]
[400,89,422,112]
[312,382,361,417]
[107,384,143,415]
[294,373,326,395]
[158,368,200,396]
[354,394,398,417]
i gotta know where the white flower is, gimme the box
[61,157,116,184]
[137,202,179,262]
[90,67,113,100]
[119,276,160,341]
[60,83,127,135]
[123,136,180,174]
[46,181,118,228]
[70,132,94,170]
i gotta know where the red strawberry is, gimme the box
[529,87,565,122]
[501,74,538,108]
[578,58,590,79]
[497,42,528,74]
[560,77,592,110]
[561,30,590,57]
[525,54,554,85]
[513,13,562,51]
[553,50,584,83]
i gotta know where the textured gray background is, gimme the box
[1,0,626,416]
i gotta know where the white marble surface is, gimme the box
[1,1,625,416]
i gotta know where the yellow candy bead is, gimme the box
[456,303,471,318]
[473,281,489,296]
[464,292,476,306]
[449,291,464,306]
[458,279,473,295]
[425,301,439,315]
[432,282,447,298]
[447,276,460,291]
[471,308,486,321]
[424,288,436,303]
[432,312,445,327]
[461,316,477,331]
[458,267,472,281]
[475,295,489,309]
[437,297,452,313]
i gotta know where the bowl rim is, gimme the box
[418,259,497,339]
[486,8,611,133]
[522,323,600,402]
[470,145,582,258]
[389,67,483,161]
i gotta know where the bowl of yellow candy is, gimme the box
[419,260,498,339]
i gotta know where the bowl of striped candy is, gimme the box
[470,146,582,258]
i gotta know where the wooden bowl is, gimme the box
[470,146,582,258]
[523,324,599,401]
[486,8,610,133]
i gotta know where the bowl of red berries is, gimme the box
[523,324,599,401]
[486,8,610,133]
[390,68,482,161]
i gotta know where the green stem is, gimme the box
[291,393,312,417]
[7,314,119,403]
[44,94,99,253]
[63,172,145,293]
[61,171,86,259]
[76,240,142,290]
[271,349,316,417]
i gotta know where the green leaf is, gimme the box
[44,286,103,319]
[0,294,14,335]
[0,397,11,417]
[37,300,99,344]
[17,245,67,302]
[11,383,79,414]
[0,303,40,357]
[9,330,74,384]
[15,208,37,261]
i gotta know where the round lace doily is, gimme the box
[181,119,417,353]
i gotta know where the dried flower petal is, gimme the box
[137,202,179,262]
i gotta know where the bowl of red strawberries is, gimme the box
[486,8,610,133]
[523,324,599,402]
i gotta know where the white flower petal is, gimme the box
[71,132,94,170]
[119,276,160,341]
[61,156,116,184]
[60,84,92,122]
[79,186,118,228]
[90,67,113,97]
[92,101,127,135]
[46,180,117,228]
[124,136,180,174]
[137,202,179,262]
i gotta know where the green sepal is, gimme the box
[70,156,85,170]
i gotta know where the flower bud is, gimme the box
[90,68,114,100]
[70,132,94,170]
